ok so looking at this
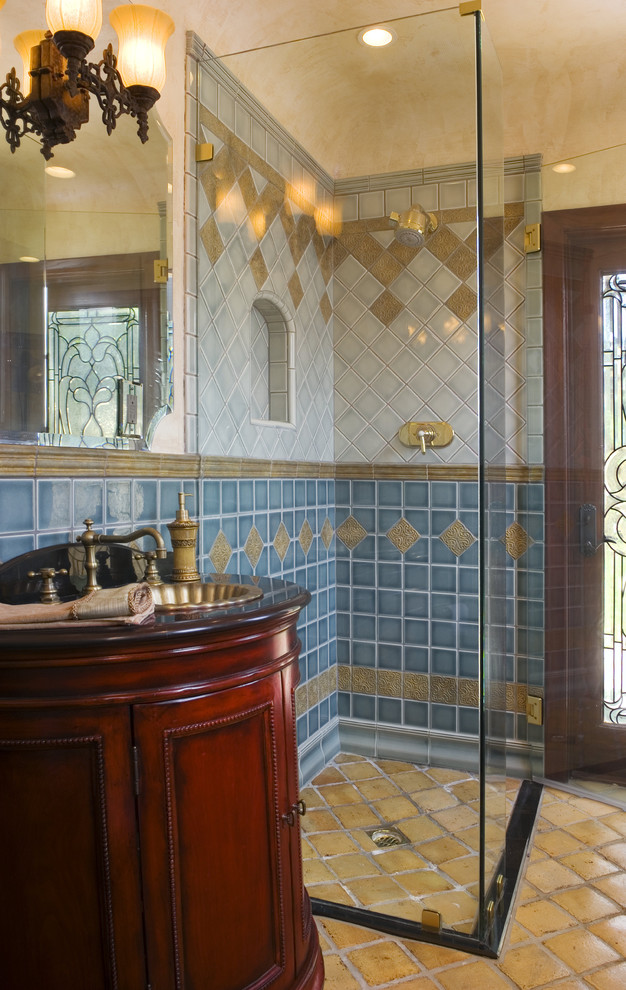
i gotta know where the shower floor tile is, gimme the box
[311,766,626,990]
[302,753,517,934]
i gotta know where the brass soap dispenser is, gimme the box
[167,492,200,583]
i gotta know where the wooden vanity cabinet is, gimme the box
[0,591,323,990]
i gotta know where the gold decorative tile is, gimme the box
[321,516,334,550]
[237,167,258,212]
[388,238,421,265]
[337,664,352,691]
[249,247,269,290]
[288,269,304,310]
[404,672,429,701]
[370,252,404,287]
[352,667,376,695]
[502,521,534,559]
[387,517,420,553]
[299,518,313,555]
[295,683,307,717]
[342,232,384,269]
[273,521,290,562]
[319,291,332,324]
[209,530,232,573]
[459,679,479,707]
[447,242,477,281]
[243,524,263,568]
[199,216,224,266]
[377,670,402,698]
[440,519,476,556]
[370,289,404,326]
[430,676,457,704]
[336,515,367,550]
[427,225,462,262]
[446,283,477,321]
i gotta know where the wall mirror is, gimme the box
[0,3,173,449]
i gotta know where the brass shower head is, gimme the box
[389,204,438,248]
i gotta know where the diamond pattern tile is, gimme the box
[273,521,290,561]
[209,530,232,572]
[502,521,534,560]
[440,520,476,557]
[387,517,420,553]
[337,516,368,550]
[244,525,263,568]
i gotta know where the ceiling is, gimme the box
[3,0,625,178]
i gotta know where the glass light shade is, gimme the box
[14,31,46,96]
[110,5,174,93]
[46,0,102,40]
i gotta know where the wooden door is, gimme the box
[134,674,295,990]
[544,204,626,781]
[0,705,146,990]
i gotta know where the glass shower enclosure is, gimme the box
[193,1,541,957]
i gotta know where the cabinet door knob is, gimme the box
[282,799,306,826]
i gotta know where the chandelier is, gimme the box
[0,0,174,160]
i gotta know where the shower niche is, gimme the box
[191,1,541,959]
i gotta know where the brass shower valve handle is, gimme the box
[398,420,454,454]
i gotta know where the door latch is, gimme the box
[579,503,615,556]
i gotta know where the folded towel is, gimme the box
[0,583,155,627]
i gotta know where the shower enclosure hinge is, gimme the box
[132,745,141,795]
[524,223,541,253]
[459,1,483,17]
[527,695,544,726]
[195,142,214,162]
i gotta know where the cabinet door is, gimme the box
[0,706,145,990]
[134,673,296,990]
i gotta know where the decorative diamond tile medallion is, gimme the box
[336,515,367,550]
[299,519,313,556]
[209,530,232,573]
[244,525,263,568]
[387,517,420,553]
[321,517,334,550]
[273,521,290,562]
[440,519,476,557]
[502,521,534,560]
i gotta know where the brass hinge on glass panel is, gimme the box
[153,259,168,283]
[524,223,541,253]
[195,142,214,162]
[459,1,484,18]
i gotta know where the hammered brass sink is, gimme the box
[152,581,263,611]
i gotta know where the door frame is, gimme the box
[543,203,626,779]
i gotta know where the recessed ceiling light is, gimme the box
[44,165,76,179]
[19,255,40,263]
[552,162,576,173]
[358,26,396,48]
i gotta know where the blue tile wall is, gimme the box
[0,471,544,765]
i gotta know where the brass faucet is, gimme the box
[77,519,167,592]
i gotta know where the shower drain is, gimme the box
[366,825,411,848]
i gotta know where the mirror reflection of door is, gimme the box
[544,204,626,788]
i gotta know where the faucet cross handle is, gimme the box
[28,566,68,604]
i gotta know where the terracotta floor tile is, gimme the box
[347,941,421,985]
[307,881,356,905]
[390,770,437,793]
[431,804,480,832]
[589,914,626,955]
[533,828,583,857]
[585,961,626,990]
[514,899,577,937]
[563,819,623,846]
[300,809,340,832]
[593,872,626,907]
[371,796,421,821]
[328,853,381,880]
[317,918,374,950]
[340,762,384,781]
[383,979,441,990]
[333,804,382,828]
[498,944,571,989]
[418,836,469,865]
[406,941,470,968]
[376,759,418,774]
[321,953,361,990]
[524,858,581,893]
[544,929,620,973]
[437,960,512,990]
[413,788,460,813]
[508,921,532,944]
[300,785,325,810]
[318,782,367,806]
[334,753,368,764]
[552,885,620,923]
[312,766,346,785]
[560,850,620,880]
[438,855,480,887]
[308,831,360,857]
[539,802,588,827]
[602,812,626,837]
[396,869,453,896]
[355,778,402,801]
[372,847,428,874]
[450,779,481,803]
[418,889,478,926]
[303,859,337,884]
[400,817,445,843]
[601,841,626,870]
[426,767,468,785]
[566,795,617,817]
[348,874,407,906]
